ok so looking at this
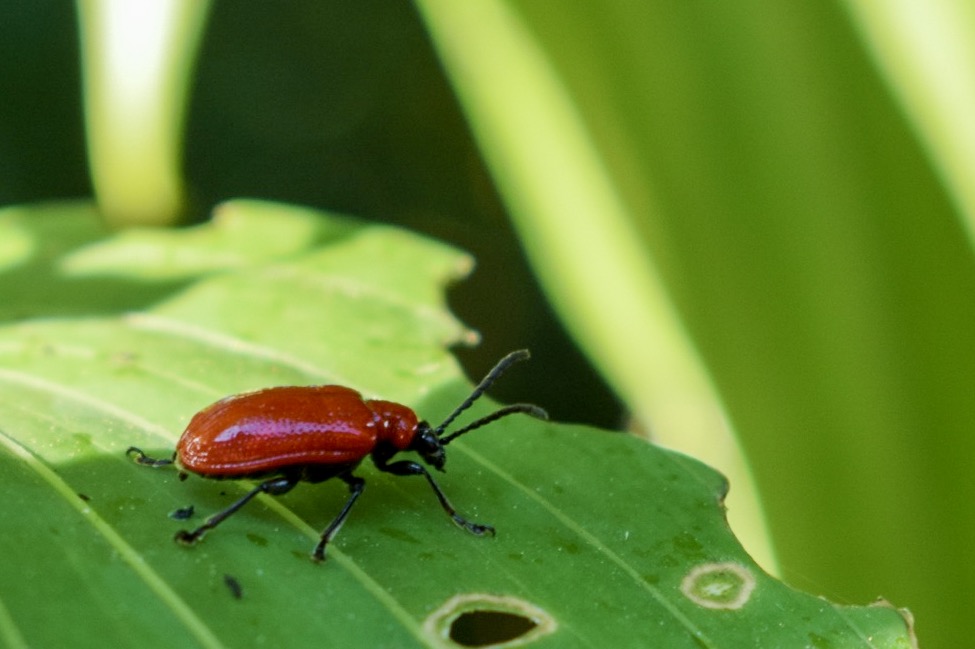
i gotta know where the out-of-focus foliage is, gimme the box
[3,1,969,646]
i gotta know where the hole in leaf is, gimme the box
[424,593,556,648]
[449,610,537,647]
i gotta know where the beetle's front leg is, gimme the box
[374,457,494,537]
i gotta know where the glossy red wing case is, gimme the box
[177,385,394,477]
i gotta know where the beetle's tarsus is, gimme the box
[127,446,176,468]
[174,529,202,545]
[458,518,495,537]
[473,523,496,537]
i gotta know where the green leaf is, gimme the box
[0,201,913,647]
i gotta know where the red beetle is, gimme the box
[127,350,546,561]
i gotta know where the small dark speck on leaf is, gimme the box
[169,505,195,520]
[246,532,268,547]
[378,526,421,544]
[78,493,91,502]
[224,574,243,600]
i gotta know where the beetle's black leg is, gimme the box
[175,476,297,546]
[312,473,365,562]
[127,447,176,467]
[375,458,495,537]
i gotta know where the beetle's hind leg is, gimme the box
[312,473,365,562]
[127,446,176,467]
[175,476,298,546]
[127,447,188,480]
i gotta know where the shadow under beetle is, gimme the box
[127,350,546,561]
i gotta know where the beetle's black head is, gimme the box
[412,351,548,471]
[411,421,446,471]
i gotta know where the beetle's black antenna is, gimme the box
[440,403,548,445]
[434,349,547,442]
[433,349,529,435]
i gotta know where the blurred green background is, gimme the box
[4,1,974,647]
[1,0,619,427]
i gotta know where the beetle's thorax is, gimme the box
[365,399,419,451]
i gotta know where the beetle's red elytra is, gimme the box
[177,385,420,476]
[127,350,546,561]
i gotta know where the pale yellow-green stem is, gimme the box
[77,0,211,227]
[844,0,975,249]
[415,0,777,571]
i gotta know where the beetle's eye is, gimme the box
[409,427,445,468]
